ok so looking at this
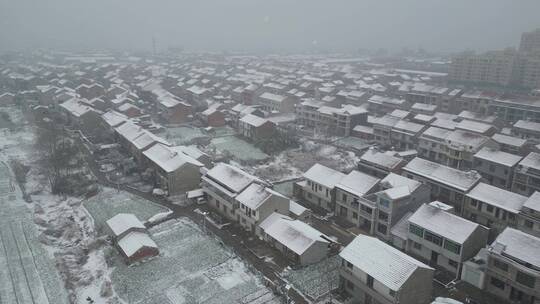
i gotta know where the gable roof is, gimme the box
[340,235,432,291]
[106,213,146,237]
[303,164,345,189]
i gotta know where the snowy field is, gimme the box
[210,136,269,162]
[84,187,170,234]
[0,160,70,304]
[159,126,209,145]
[110,218,282,304]
[281,255,340,301]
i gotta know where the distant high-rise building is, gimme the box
[519,28,540,53]
[448,49,516,87]
[449,29,540,89]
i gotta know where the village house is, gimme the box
[407,203,489,275]
[512,152,540,196]
[339,235,434,304]
[402,157,483,214]
[484,228,540,304]
[472,147,522,190]
[492,133,529,156]
[513,120,540,141]
[372,115,400,147]
[142,143,204,195]
[117,103,142,118]
[418,127,451,164]
[106,213,159,264]
[200,104,226,127]
[235,182,289,234]
[259,212,332,265]
[257,92,295,113]
[517,191,540,238]
[58,97,102,126]
[368,95,410,116]
[297,163,346,212]
[464,182,528,240]
[358,148,406,178]
[157,95,193,124]
[238,114,275,141]
[390,120,428,151]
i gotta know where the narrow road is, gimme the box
[76,135,309,304]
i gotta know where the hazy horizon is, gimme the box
[2,0,540,54]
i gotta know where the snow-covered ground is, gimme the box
[110,218,282,304]
[248,140,359,182]
[281,255,340,302]
[83,187,169,234]
[0,154,70,304]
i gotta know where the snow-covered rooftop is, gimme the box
[205,163,260,194]
[523,191,540,212]
[474,147,522,167]
[403,157,482,192]
[117,231,158,258]
[409,204,481,244]
[303,163,345,189]
[340,235,432,291]
[492,133,527,147]
[143,143,203,173]
[360,149,403,170]
[466,183,528,213]
[239,114,270,127]
[106,213,146,238]
[336,170,380,197]
[490,227,540,270]
[260,213,330,255]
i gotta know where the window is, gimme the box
[326,189,329,197]
[377,223,387,234]
[413,241,422,250]
[378,211,389,222]
[486,205,494,213]
[379,198,390,208]
[490,277,505,290]
[470,200,477,207]
[444,240,461,255]
[389,290,396,297]
[424,231,443,246]
[409,224,424,238]
[346,279,354,290]
[489,164,496,172]
[448,259,458,268]
[525,220,534,229]
[352,212,358,219]
[493,259,508,272]
[342,193,347,202]
[318,185,322,191]
[346,261,353,269]
[516,271,536,288]
[367,275,374,288]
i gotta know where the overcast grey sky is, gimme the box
[1,0,540,54]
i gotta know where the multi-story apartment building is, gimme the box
[489,97,540,123]
[444,129,498,170]
[464,182,528,239]
[372,114,400,147]
[407,203,489,275]
[449,49,516,87]
[473,147,522,189]
[335,172,429,240]
[316,104,368,137]
[390,120,427,151]
[298,163,346,211]
[513,120,540,141]
[402,157,483,214]
[368,95,410,116]
[513,152,540,196]
[517,192,540,238]
[492,133,529,156]
[257,92,295,113]
[339,235,434,304]
[485,228,540,304]
[418,127,450,164]
[202,163,288,233]
[520,28,540,53]
[295,100,367,136]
